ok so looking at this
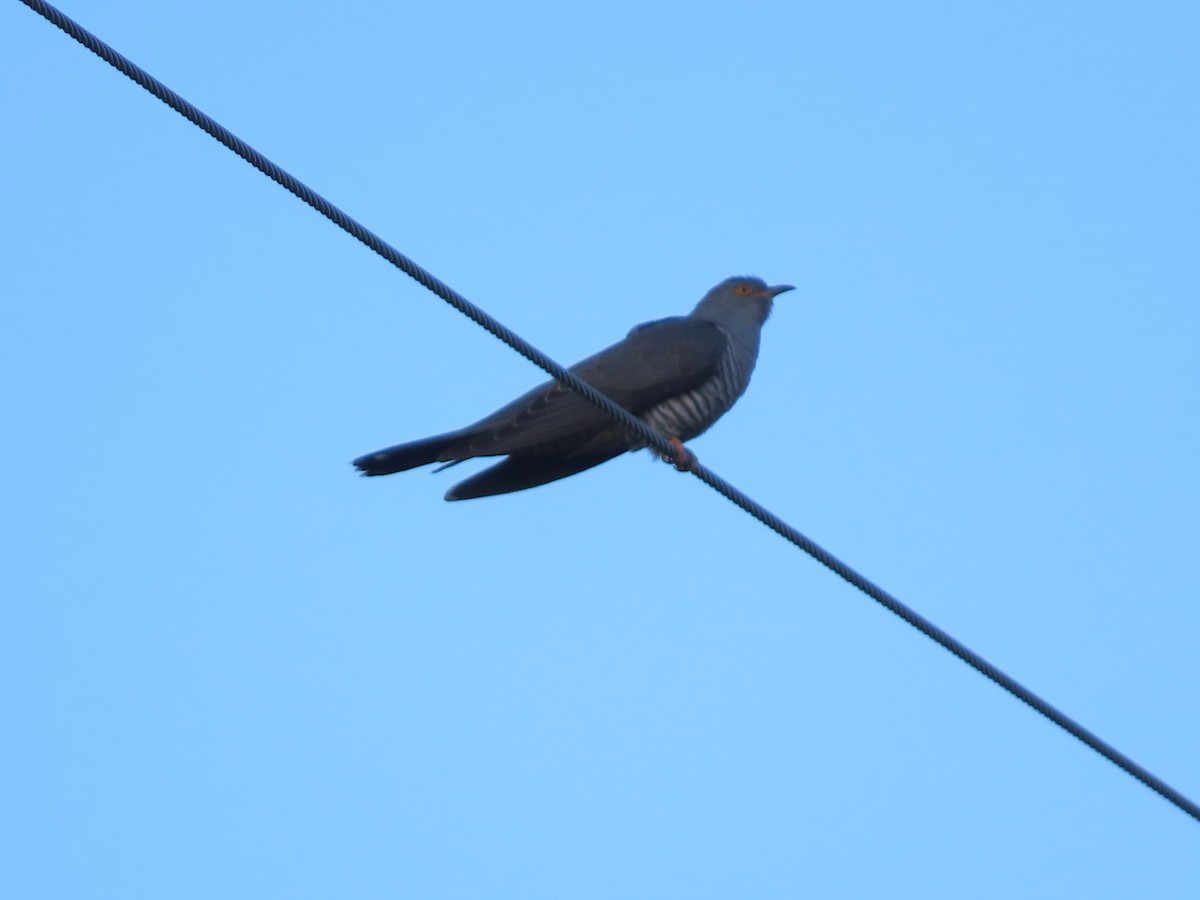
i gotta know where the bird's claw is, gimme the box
[663,437,697,472]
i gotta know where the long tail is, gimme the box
[444,450,624,501]
[352,431,466,476]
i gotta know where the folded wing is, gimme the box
[450,317,728,458]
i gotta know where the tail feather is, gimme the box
[444,450,624,501]
[353,431,466,477]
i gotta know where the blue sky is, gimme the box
[4,1,1198,897]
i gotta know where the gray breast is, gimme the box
[640,332,758,442]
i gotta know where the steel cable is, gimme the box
[18,0,1199,824]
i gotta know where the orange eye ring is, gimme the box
[734,283,754,296]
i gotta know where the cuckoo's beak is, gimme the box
[763,284,795,298]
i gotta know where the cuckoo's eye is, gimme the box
[733,283,755,297]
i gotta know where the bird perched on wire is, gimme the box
[353,275,794,500]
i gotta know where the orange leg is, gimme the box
[662,437,698,472]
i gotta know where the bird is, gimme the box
[353,275,794,500]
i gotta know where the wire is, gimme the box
[18,0,1200,825]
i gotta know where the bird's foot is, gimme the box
[663,437,697,472]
